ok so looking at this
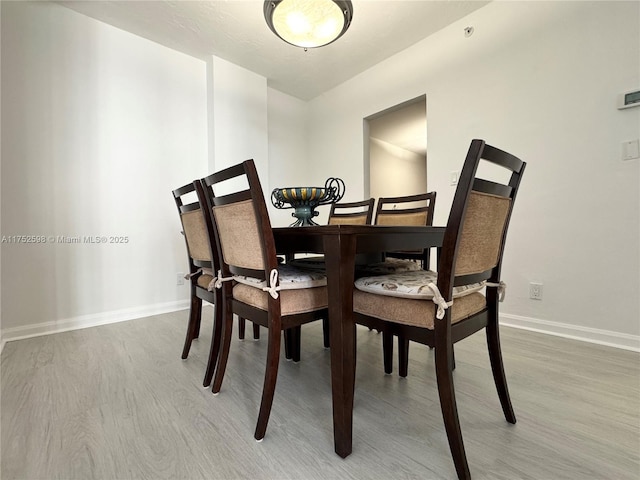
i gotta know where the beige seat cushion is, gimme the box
[191,268,215,290]
[233,264,327,290]
[233,283,328,315]
[354,270,485,300]
[354,290,486,330]
[196,274,215,290]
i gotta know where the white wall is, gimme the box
[307,1,640,347]
[209,56,269,190]
[1,2,208,338]
[267,88,309,227]
[369,138,426,199]
[207,59,301,226]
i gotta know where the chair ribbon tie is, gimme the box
[486,281,507,302]
[261,269,280,299]
[214,269,234,290]
[184,267,211,280]
[183,270,200,280]
[183,268,219,291]
[426,282,454,320]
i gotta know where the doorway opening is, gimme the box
[363,95,427,200]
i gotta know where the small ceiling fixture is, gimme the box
[264,0,354,49]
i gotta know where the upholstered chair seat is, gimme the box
[355,290,486,330]
[354,269,487,329]
[232,263,327,289]
[234,284,328,316]
[355,269,486,300]
[230,264,328,315]
[195,268,216,290]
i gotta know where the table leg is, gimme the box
[323,233,357,458]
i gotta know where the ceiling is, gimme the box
[57,0,490,101]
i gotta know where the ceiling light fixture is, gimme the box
[264,0,354,50]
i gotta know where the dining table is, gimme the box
[273,224,446,458]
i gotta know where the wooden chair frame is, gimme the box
[354,139,526,479]
[201,159,328,440]
[172,182,223,388]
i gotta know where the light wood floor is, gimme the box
[2,307,639,480]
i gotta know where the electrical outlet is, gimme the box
[177,273,185,286]
[529,282,543,300]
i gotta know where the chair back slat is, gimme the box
[473,178,513,197]
[328,198,375,225]
[173,183,196,199]
[213,190,253,206]
[482,144,525,171]
[211,162,248,183]
[179,202,201,214]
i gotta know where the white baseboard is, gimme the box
[2,306,637,354]
[501,313,640,352]
[0,300,190,353]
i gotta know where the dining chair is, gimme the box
[374,192,436,268]
[357,192,437,375]
[353,139,526,480]
[200,159,329,441]
[172,182,223,388]
[173,181,261,387]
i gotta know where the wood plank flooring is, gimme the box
[2,307,639,479]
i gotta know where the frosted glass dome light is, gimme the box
[264,0,354,49]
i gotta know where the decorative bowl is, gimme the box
[271,178,345,226]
